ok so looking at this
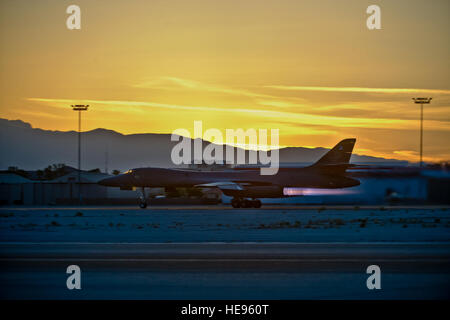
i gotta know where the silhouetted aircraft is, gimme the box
[98,138,360,208]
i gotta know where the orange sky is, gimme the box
[0,0,449,162]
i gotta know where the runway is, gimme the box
[1,242,449,299]
[1,206,449,299]
[5,204,450,211]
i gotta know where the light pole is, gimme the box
[412,98,432,168]
[71,104,89,203]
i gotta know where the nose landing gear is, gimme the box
[231,198,262,208]
[138,187,147,209]
[139,201,147,209]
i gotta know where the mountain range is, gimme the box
[0,118,407,172]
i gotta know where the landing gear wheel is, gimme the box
[252,199,262,208]
[231,198,241,208]
[139,201,147,209]
[243,199,253,208]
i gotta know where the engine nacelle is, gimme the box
[221,185,284,198]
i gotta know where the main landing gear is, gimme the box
[138,187,147,209]
[231,198,262,208]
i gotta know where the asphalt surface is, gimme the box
[5,205,450,211]
[1,242,449,299]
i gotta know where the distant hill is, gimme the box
[0,118,407,171]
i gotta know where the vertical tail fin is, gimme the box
[312,138,356,167]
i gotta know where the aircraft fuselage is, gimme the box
[99,167,359,190]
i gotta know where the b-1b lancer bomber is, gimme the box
[98,139,360,208]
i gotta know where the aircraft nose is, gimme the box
[349,178,360,187]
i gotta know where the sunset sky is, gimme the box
[0,0,449,162]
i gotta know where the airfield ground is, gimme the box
[0,205,449,299]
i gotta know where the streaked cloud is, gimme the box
[134,77,273,99]
[27,97,450,131]
[256,99,306,108]
[264,85,450,95]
